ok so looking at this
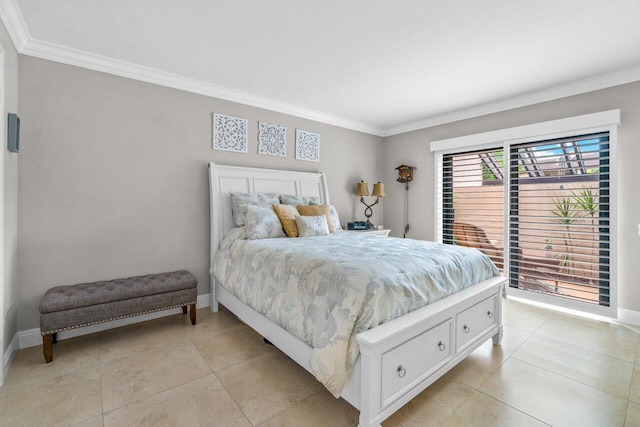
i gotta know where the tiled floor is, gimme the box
[1,299,639,426]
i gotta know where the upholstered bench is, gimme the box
[39,270,197,363]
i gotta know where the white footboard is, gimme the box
[355,277,505,427]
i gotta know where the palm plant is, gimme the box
[551,197,579,273]
[572,187,599,279]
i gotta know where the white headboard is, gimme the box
[208,162,329,307]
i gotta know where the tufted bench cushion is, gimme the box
[39,270,197,362]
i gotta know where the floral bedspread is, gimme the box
[213,229,499,396]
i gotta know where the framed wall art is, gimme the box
[258,122,286,157]
[295,129,320,162]
[213,113,248,153]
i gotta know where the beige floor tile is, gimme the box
[503,300,553,332]
[636,341,640,364]
[480,358,627,427]
[191,323,274,372]
[630,363,640,404]
[535,314,638,363]
[216,350,324,425]
[443,338,509,389]
[103,374,250,427]
[97,314,201,362]
[100,338,211,412]
[498,325,532,355]
[73,415,104,427]
[0,365,102,426]
[553,312,640,341]
[626,401,640,427]
[3,333,100,389]
[442,391,549,427]
[183,306,245,338]
[513,334,634,398]
[258,390,358,427]
[389,376,474,426]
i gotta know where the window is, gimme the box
[433,111,618,317]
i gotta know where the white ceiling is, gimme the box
[3,0,640,136]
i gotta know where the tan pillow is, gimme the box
[273,204,300,237]
[296,204,335,233]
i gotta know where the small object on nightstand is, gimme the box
[348,221,370,230]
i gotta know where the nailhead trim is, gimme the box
[40,300,197,335]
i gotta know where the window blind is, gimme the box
[439,147,505,270]
[508,132,610,306]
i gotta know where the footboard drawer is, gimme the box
[381,319,452,405]
[456,295,497,352]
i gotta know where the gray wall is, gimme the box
[1,21,19,354]
[17,56,384,331]
[383,81,640,313]
[15,51,640,333]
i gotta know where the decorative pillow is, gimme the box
[280,194,320,206]
[244,205,286,240]
[297,204,335,233]
[328,205,342,231]
[273,204,300,237]
[295,215,330,237]
[230,192,280,227]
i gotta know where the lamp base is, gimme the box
[361,196,379,227]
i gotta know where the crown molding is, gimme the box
[0,0,29,50]
[21,38,385,136]
[382,65,640,137]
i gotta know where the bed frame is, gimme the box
[208,162,506,427]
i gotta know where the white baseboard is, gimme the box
[3,332,19,383]
[18,293,211,349]
[617,308,640,327]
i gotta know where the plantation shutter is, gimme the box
[508,132,611,306]
[439,147,505,270]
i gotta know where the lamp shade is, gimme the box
[356,181,370,196]
[372,182,385,197]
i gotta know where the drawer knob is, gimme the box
[397,365,406,378]
[487,310,494,319]
[438,341,446,351]
[463,325,470,334]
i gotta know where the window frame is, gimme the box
[431,110,619,318]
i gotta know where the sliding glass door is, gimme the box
[437,132,613,316]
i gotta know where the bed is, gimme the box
[208,162,507,427]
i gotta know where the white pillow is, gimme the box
[295,215,330,237]
[245,205,286,240]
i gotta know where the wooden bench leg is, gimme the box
[182,306,187,315]
[43,334,53,363]
[190,303,196,325]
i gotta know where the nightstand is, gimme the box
[347,229,391,237]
